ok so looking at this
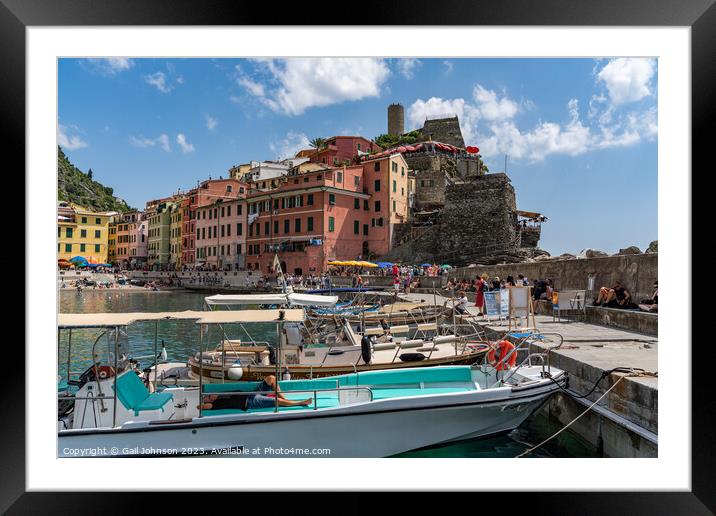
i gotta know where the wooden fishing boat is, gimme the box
[183,319,489,382]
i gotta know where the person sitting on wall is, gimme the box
[455,291,469,314]
[594,281,636,309]
[198,375,312,411]
[638,281,658,313]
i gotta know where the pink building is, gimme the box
[309,136,381,167]
[195,196,247,271]
[127,212,148,266]
[245,152,409,275]
[182,178,247,268]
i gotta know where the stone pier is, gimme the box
[400,291,658,457]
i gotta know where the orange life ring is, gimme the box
[95,365,116,379]
[487,340,517,371]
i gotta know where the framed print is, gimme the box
[6,0,709,512]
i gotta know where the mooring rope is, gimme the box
[515,370,655,458]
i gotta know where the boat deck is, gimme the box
[204,386,475,415]
[202,366,477,415]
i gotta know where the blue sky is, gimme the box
[58,57,657,255]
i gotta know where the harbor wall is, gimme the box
[450,253,658,301]
[478,323,658,458]
[127,270,262,288]
[330,275,446,290]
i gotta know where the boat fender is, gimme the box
[268,347,276,365]
[487,340,517,371]
[361,335,372,364]
[399,353,426,362]
[227,364,243,380]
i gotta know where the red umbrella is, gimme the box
[404,145,416,152]
[397,146,407,153]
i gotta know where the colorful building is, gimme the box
[308,136,382,167]
[128,212,148,266]
[169,201,184,270]
[146,199,174,269]
[195,196,247,271]
[243,153,408,275]
[57,202,115,263]
[108,219,118,264]
[360,152,410,254]
[181,179,246,268]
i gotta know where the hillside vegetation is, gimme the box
[57,146,132,212]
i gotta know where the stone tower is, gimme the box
[388,103,404,136]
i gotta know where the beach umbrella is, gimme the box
[69,256,88,266]
[420,263,431,267]
[441,264,452,269]
[357,261,378,268]
[376,262,393,268]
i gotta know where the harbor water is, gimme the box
[59,289,599,458]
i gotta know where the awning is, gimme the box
[195,309,305,324]
[204,293,338,307]
[58,310,206,329]
[58,308,305,328]
[516,210,543,219]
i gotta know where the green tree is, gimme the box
[309,137,327,151]
[87,168,93,179]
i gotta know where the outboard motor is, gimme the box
[360,335,372,365]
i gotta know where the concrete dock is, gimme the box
[400,291,658,457]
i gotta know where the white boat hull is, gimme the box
[58,383,556,458]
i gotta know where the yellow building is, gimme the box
[57,202,116,263]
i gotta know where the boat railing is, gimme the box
[485,330,564,386]
[199,386,374,413]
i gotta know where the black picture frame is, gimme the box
[7,0,707,512]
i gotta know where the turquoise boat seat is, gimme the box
[203,379,339,395]
[113,372,173,416]
[337,366,473,387]
[370,387,472,400]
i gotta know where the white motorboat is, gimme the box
[57,309,566,457]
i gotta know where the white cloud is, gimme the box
[408,85,521,144]
[443,60,454,74]
[247,58,390,115]
[205,115,218,131]
[269,132,311,160]
[238,77,265,97]
[84,58,134,75]
[176,133,195,153]
[408,97,468,128]
[129,133,171,152]
[479,98,656,163]
[596,58,656,105]
[58,124,88,150]
[158,134,171,152]
[397,58,421,80]
[144,72,173,93]
[472,85,519,121]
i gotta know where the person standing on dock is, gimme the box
[474,274,487,315]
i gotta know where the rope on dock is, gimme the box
[515,369,655,458]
